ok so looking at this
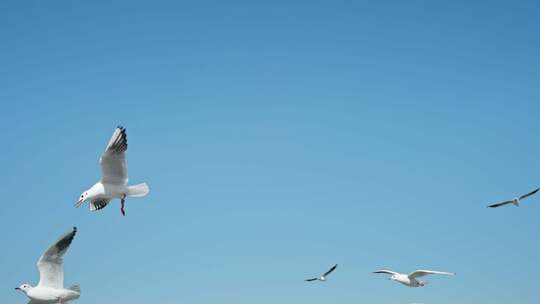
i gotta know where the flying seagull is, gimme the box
[75,126,150,216]
[305,264,338,282]
[15,227,81,304]
[487,187,540,208]
[373,269,454,287]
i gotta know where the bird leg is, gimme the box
[120,193,127,216]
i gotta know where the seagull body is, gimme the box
[373,269,454,288]
[20,287,80,304]
[305,264,337,282]
[16,227,80,304]
[487,187,540,208]
[76,127,150,216]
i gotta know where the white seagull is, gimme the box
[16,227,80,304]
[373,269,454,287]
[75,126,150,216]
[487,187,540,208]
[305,264,338,282]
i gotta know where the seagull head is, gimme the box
[15,284,32,293]
[76,190,91,207]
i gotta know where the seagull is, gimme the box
[487,187,540,208]
[15,227,80,304]
[305,264,338,282]
[373,269,454,287]
[75,126,150,216]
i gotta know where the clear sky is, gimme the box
[1,1,539,303]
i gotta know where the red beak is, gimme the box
[75,198,84,208]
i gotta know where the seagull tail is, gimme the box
[127,182,150,197]
[68,284,81,293]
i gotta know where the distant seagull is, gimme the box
[487,187,540,208]
[373,269,454,287]
[75,126,150,216]
[15,227,81,304]
[305,264,338,282]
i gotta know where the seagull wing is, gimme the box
[373,270,399,276]
[89,198,112,212]
[37,227,77,288]
[519,187,540,200]
[487,200,514,208]
[323,264,338,277]
[100,127,128,185]
[408,270,454,279]
[305,278,318,282]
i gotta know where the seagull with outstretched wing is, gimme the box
[487,187,540,208]
[75,126,150,216]
[305,264,338,282]
[373,269,454,287]
[15,227,81,303]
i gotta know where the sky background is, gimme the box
[1,1,539,303]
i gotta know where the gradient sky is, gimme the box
[1,1,539,303]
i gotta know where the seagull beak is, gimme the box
[75,198,84,208]
[15,287,20,290]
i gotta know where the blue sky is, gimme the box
[1,1,539,303]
